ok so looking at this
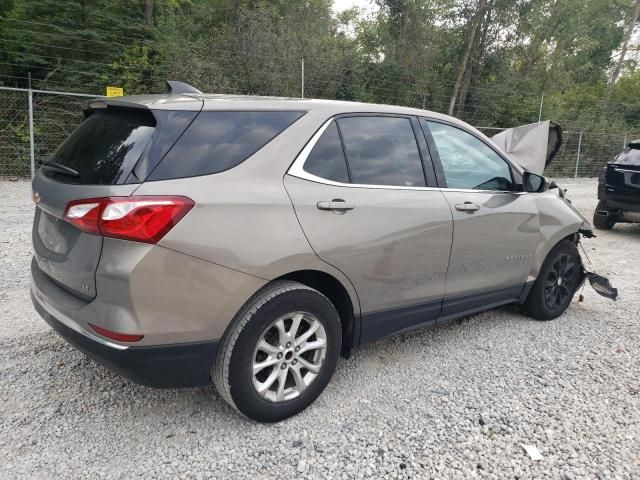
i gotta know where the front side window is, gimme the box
[303,121,350,183]
[337,116,425,187]
[424,120,513,191]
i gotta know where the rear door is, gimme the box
[420,119,540,318]
[31,107,176,300]
[285,115,453,342]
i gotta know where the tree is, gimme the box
[144,0,154,28]
[448,0,487,115]
[0,0,153,91]
[0,0,637,133]
[605,0,640,105]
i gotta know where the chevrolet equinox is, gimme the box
[31,81,605,422]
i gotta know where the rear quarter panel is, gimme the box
[132,110,361,315]
[97,240,267,344]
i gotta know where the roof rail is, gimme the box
[165,80,203,95]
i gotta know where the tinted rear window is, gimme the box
[337,116,425,187]
[148,111,305,181]
[303,122,350,183]
[43,109,155,185]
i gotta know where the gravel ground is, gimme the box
[0,178,638,479]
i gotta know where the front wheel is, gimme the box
[212,281,342,422]
[521,240,582,321]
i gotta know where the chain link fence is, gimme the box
[0,86,97,178]
[0,88,30,177]
[1,85,637,179]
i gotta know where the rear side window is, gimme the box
[149,111,305,181]
[337,116,425,187]
[44,109,155,185]
[303,122,349,183]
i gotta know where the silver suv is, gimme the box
[31,82,604,422]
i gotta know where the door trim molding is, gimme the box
[438,284,524,322]
[359,298,442,344]
[359,284,527,345]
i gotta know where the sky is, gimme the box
[333,0,377,14]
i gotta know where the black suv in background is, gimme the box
[594,140,640,229]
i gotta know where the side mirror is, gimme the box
[523,171,548,193]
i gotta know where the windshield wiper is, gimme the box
[42,161,80,177]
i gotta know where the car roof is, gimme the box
[101,93,455,121]
[96,93,501,161]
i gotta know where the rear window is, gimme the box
[614,147,640,166]
[148,111,305,181]
[43,109,156,185]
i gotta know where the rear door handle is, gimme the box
[455,202,480,212]
[317,199,355,212]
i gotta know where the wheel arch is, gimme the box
[529,192,592,282]
[529,228,581,282]
[275,269,360,357]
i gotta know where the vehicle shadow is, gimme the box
[26,330,242,424]
[25,293,601,426]
[605,223,640,238]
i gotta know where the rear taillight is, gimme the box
[63,196,194,244]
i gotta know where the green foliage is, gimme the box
[0,0,149,91]
[1,0,637,132]
[611,71,640,127]
[1,0,639,176]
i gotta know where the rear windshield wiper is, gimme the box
[42,161,80,177]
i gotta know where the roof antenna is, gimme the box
[165,80,203,95]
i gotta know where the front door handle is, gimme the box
[317,199,355,212]
[455,202,480,212]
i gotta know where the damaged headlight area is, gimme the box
[574,231,619,301]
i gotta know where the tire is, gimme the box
[212,280,342,423]
[521,240,582,321]
[593,201,616,230]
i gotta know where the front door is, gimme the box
[285,115,453,342]
[421,119,540,318]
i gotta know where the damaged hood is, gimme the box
[491,121,562,175]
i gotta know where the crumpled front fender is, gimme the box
[532,187,618,301]
[528,191,588,281]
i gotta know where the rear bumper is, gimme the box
[598,197,640,213]
[31,290,218,388]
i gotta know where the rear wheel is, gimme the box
[212,281,341,423]
[593,201,616,230]
[522,240,582,321]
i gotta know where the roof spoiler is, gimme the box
[491,121,562,175]
[165,80,203,95]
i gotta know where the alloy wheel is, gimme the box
[543,253,577,310]
[252,312,327,403]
